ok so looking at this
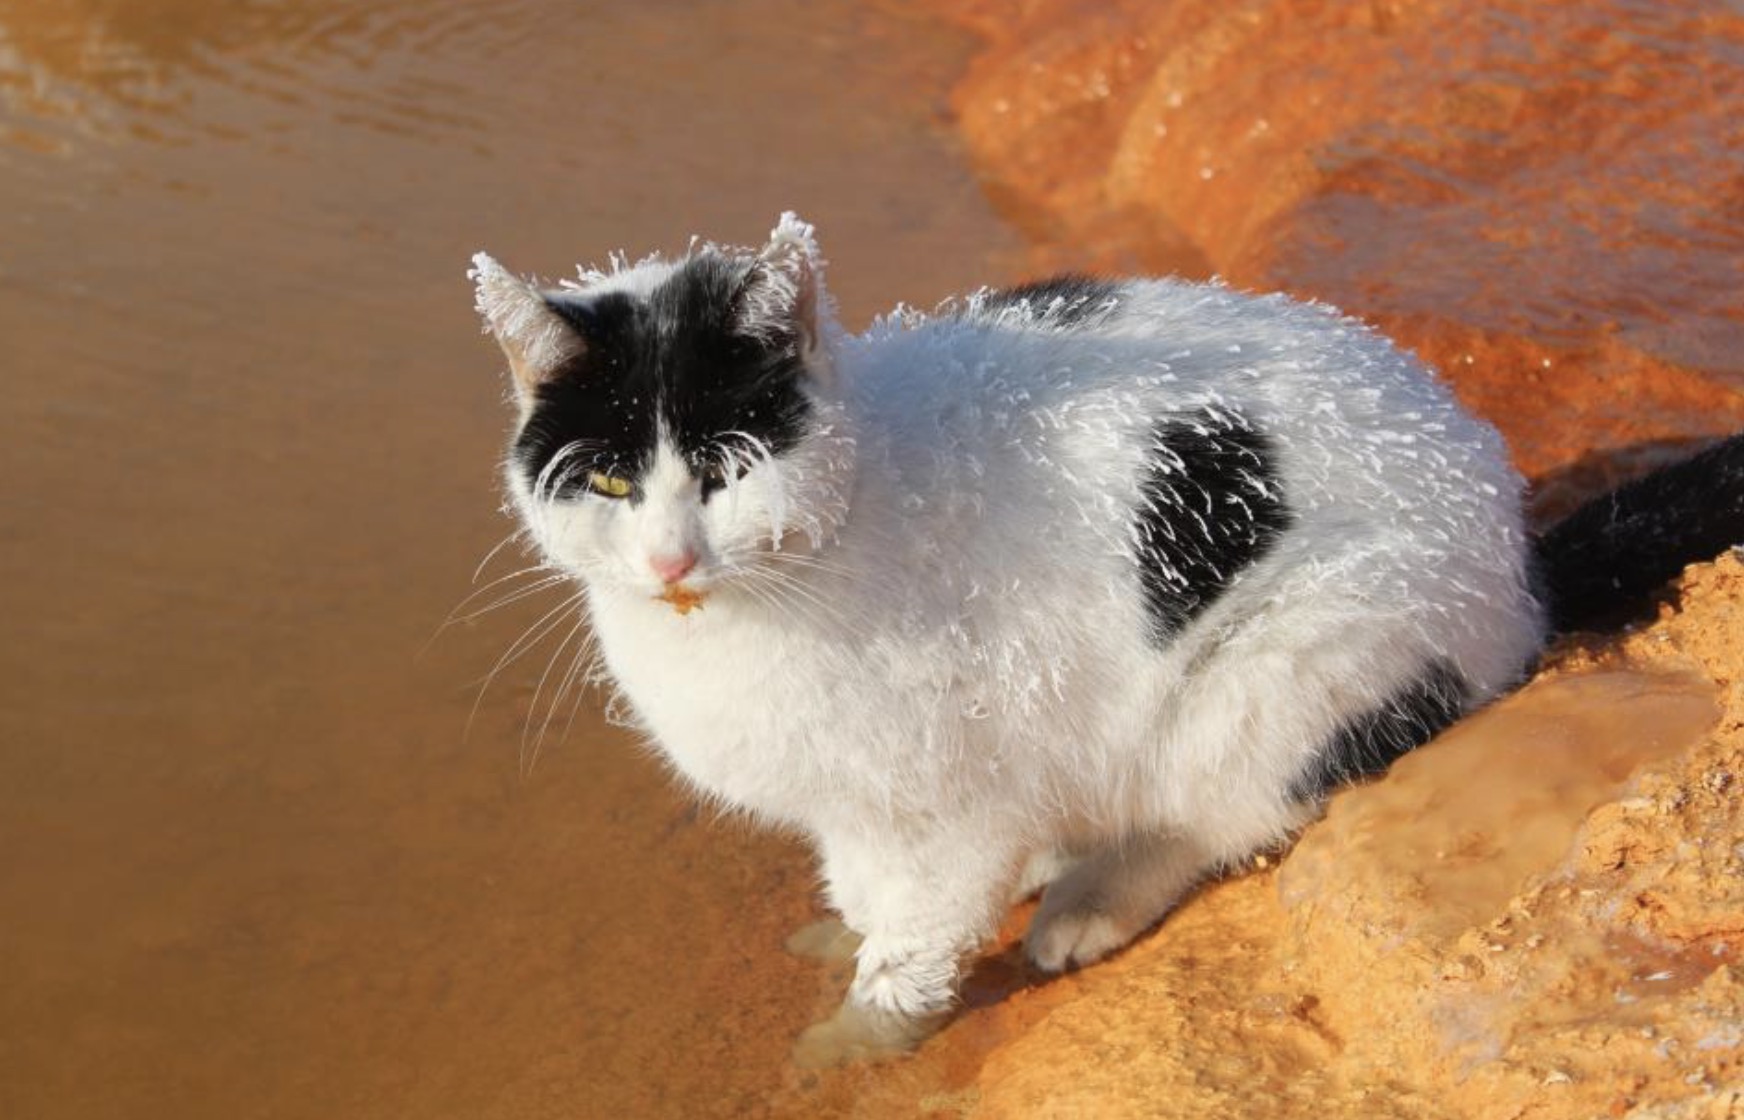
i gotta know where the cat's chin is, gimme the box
[607,574,723,612]
[652,584,709,616]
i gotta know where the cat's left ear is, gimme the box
[742,212,833,377]
[468,252,583,405]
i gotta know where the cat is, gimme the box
[467,213,1744,1065]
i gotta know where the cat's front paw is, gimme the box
[790,999,939,1068]
[1024,879,1143,973]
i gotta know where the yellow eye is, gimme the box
[586,471,633,499]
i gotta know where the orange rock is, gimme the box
[936,0,1744,494]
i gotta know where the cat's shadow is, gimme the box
[957,938,1042,1011]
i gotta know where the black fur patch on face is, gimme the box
[1290,661,1469,801]
[510,253,814,501]
[973,275,1121,328]
[1133,408,1292,644]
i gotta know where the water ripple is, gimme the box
[0,0,544,150]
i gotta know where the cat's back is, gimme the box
[845,274,1516,528]
[836,275,1534,690]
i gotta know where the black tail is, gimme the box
[1535,432,1744,632]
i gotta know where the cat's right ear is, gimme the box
[745,212,832,374]
[468,252,583,404]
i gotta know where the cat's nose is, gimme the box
[649,549,698,585]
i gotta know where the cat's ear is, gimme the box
[741,212,831,369]
[468,252,583,402]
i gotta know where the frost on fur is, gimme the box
[468,252,582,396]
[743,211,831,356]
[473,215,1556,1063]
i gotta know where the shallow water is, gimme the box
[1281,669,1722,946]
[0,3,1021,1117]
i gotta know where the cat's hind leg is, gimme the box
[1009,844,1076,903]
[1024,831,1202,972]
[1025,804,1311,972]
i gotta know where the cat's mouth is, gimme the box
[655,584,707,616]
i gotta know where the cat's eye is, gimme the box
[586,471,633,499]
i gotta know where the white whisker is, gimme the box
[521,608,593,774]
[465,589,588,741]
[447,575,569,627]
[471,527,531,584]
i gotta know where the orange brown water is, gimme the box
[1281,670,1722,949]
[0,3,1021,1117]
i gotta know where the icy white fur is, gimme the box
[467,253,581,396]
[475,215,1543,1057]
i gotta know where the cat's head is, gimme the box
[470,213,854,610]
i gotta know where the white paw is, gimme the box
[790,999,939,1068]
[1024,903,1138,973]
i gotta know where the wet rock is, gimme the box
[967,555,1744,1120]
[935,0,1744,483]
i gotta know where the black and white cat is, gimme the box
[468,214,1744,1062]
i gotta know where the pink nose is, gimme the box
[649,549,698,585]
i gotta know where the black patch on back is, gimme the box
[974,275,1121,328]
[510,253,814,500]
[1290,661,1469,801]
[1132,408,1292,644]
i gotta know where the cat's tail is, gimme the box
[1535,431,1744,632]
